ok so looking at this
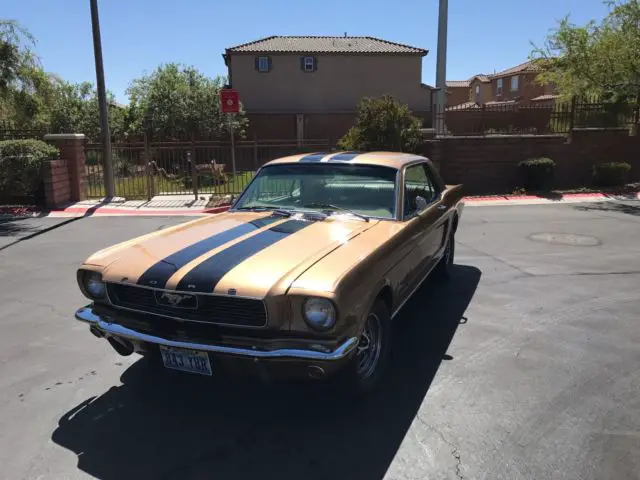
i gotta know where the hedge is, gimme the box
[518,157,556,192]
[593,162,631,187]
[0,139,59,202]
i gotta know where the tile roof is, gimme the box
[470,74,491,83]
[446,101,480,110]
[531,94,559,102]
[446,73,490,88]
[226,36,427,55]
[484,99,519,106]
[446,80,471,88]
[490,60,540,79]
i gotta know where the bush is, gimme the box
[338,95,423,153]
[518,157,556,191]
[593,162,631,187]
[0,139,59,201]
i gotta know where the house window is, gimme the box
[475,85,480,95]
[256,56,270,72]
[496,78,503,95]
[302,56,316,72]
[510,75,519,91]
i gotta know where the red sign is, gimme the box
[220,89,239,114]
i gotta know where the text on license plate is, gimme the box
[159,346,212,376]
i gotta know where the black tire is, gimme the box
[340,298,392,397]
[434,229,455,280]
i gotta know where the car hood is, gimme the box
[84,211,376,298]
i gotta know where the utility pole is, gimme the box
[90,0,115,198]
[434,0,449,136]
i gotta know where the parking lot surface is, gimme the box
[0,202,639,480]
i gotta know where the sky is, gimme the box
[3,0,611,104]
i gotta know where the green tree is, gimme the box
[532,0,640,100]
[48,79,125,140]
[338,95,423,153]
[0,20,57,128]
[126,63,247,140]
[0,20,37,93]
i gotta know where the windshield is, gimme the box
[234,163,398,219]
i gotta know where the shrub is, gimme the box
[0,139,59,201]
[593,162,631,187]
[518,157,556,192]
[338,95,423,153]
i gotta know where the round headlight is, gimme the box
[84,271,105,299]
[303,298,336,330]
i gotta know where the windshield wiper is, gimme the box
[303,202,369,222]
[236,205,293,217]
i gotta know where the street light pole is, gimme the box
[434,0,449,135]
[90,0,115,198]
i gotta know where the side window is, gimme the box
[300,56,317,72]
[255,56,271,72]
[404,164,438,218]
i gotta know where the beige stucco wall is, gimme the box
[229,54,431,113]
[468,79,492,105]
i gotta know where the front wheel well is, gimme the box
[377,285,393,314]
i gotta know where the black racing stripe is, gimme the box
[299,152,330,163]
[176,219,312,293]
[328,151,362,162]
[137,216,281,288]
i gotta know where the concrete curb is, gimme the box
[47,205,231,218]
[33,191,640,217]
[465,191,640,207]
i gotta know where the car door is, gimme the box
[396,163,449,301]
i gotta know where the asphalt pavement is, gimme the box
[0,202,639,480]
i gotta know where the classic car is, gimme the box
[75,151,464,395]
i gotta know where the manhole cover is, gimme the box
[528,232,601,246]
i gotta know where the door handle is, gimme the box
[437,204,448,211]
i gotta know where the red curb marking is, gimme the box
[49,206,230,216]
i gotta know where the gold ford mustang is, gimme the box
[75,151,464,395]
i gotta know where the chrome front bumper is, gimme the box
[75,307,358,361]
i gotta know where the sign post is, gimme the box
[220,88,240,179]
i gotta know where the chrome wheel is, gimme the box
[356,312,383,379]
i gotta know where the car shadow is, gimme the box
[0,217,44,237]
[51,265,481,480]
[574,201,640,217]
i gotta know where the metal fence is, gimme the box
[438,98,639,136]
[0,121,48,141]
[85,138,331,200]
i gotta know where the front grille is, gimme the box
[106,283,267,328]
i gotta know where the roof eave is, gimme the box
[226,50,428,56]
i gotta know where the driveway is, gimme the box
[0,202,638,480]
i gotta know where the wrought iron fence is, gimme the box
[85,138,331,200]
[437,98,639,136]
[0,121,49,141]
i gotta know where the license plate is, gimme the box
[159,346,212,376]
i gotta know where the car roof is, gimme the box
[262,151,426,169]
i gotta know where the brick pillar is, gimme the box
[42,160,71,208]
[43,134,86,201]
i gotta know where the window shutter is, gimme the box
[254,57,260,71]
[313,56,318,72]
[267,56,272,72]
[300,56,305,71]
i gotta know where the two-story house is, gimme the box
[446,74,492,107]
[223,36,431,141]
[447,61,558,108]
